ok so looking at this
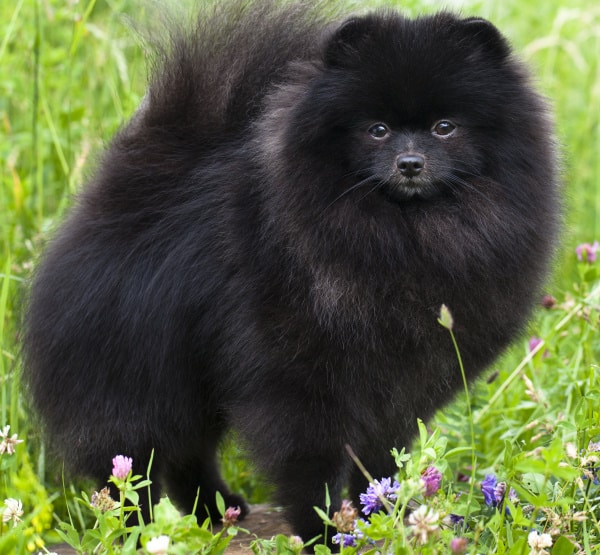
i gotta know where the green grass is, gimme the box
[1,0,599,553]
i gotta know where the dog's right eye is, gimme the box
[368,123,390,139]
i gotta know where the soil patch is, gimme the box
[49,504,292,554]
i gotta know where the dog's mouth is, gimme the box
[379,176,440,202]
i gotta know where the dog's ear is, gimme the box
[324,16,375,68]
[460,17,511,61]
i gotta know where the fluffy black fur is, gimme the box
[23,1,560,545]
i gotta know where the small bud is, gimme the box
[450,537,468,554]
[288,535,304,551]
[438,304,454,330]
[486,370,499,384]
[222,505,241,527]
[541,295,556,309]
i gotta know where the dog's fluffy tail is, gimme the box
[131,1,334,152]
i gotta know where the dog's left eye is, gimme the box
[368,123,390,139]
[432,120,456,136]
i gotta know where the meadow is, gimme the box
[0,0,599,553]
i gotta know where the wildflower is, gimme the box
[448,513,464,525]
[408,505,440,544]
[438,304,454,330]
[541,295,556,309]
[581,447,600,486]
[494,480,506,503]
[481,474,498,507]
[0,425,24,455]
[575,240,599,263]
[91,487,116,512]
[528,337,543,352]
[523,374,544,403]
[333,500,358,533]
[481,474,518,513]
[421,465,442,497]
[3,498,23,527]
[222,506,241,527]
[146,535,170,555]
[565,442,578,459]
[528,338,549,359]
[332,533,358,548]
[288,536,304,551]
[450,537,468,554]
[359,477,400,515]
[527,530,552,555]
[111,455,133,480]
[588,440,600,452]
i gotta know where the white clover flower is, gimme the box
[3,498,23,527]
[146,534,170,554]
[527,530,553,555]
[565,442,578,459]
[408,504,440,544]
[0,425,24,455]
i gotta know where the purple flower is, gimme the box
[494,480,506,504]
[529,336,543,352]
[449,513,464,525]
[481,474,518,513]
[576,241,599,263]
[332,533,358,548]
[529,336,549,358]
[450,537,468,554]
[481,474,498,507]
[111,455,133,480]
[541,295,556,309]
[588,440,600,452]
[222,506,241,527]
[359,477,400,515]
[421,465,442,497]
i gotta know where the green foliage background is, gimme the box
[0,0,599,552]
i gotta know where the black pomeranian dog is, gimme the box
[23,0,560,545]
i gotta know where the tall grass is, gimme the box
[0,0,599,552]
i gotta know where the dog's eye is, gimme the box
[432,120,456,137]
[368,123,390,139]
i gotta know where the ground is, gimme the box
[50,504,292,554]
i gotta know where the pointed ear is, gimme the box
[461,17,511,60]
[324,16,375,67]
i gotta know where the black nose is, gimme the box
[397,154,425,177]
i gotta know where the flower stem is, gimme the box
[445,317,478,523]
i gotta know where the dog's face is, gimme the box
[346,116,484,202]
[276,12,538,207]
